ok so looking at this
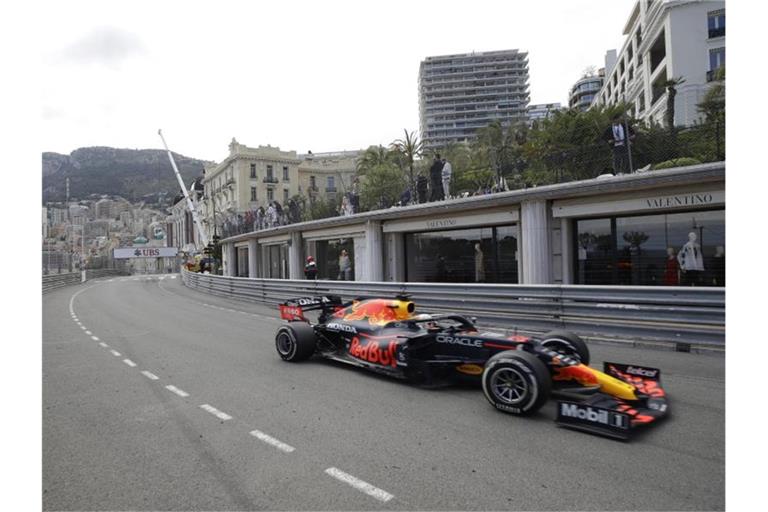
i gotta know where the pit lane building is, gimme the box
[218,162,725,288]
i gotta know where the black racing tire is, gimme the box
[540,330,590,365]
[481,350,551,415]
[275,322,316,362]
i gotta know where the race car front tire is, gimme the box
[540,330,590,365]
[275,322,316,362]
[482,350,551,415]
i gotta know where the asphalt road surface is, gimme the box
[43,274,725,511]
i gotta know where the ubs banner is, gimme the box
[114,247,179,259]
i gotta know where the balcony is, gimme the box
[708,26,725,39]
[263,176,278,184]
[325,187,337,193]
[307,185,319,195]
[707,69,724,82]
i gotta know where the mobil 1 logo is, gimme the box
[556,401,631,439]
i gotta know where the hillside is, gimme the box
[42,147,211,203]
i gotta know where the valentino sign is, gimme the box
[645,193,715,209]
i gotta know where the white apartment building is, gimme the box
[569,69,605,111]
[592,0,725,127]
[527,103,562,124]
[419,49,530,150]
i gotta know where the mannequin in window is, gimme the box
[474,243,485,282]
[677,232,704,285]
[663,247,679,286]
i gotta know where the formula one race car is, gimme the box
[275,295,668,440]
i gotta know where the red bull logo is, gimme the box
[349,336,398,367]
[335,299,413,326]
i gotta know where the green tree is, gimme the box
[359,163,408,211]
[390,129,423,189]
[356,145,394,176]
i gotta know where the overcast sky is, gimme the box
[41,0,636,162]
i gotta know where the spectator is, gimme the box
[429,154,444,201]
[603,114,636,175]
[266,203,276,228]
[398,187,412,207]
[304,256,318,279]
[416,173,428,203]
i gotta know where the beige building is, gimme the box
[298,150,360,204]
[200,139,301,233]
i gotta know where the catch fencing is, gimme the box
[181,270,724,351]
[42,269,129,294]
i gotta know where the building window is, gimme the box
[251,187,257,202]
[305,239,354,280]
[326,176,336,192]
[283,189,289,203]
[708,9,725,38]
[267,188,274,201]
[404,225,518,284]
[575,209,725,286]
[283,166,289,181]
[709,47,725,73]
[310,175,316,189]
[250,164,256,178]
[267,165,274,179]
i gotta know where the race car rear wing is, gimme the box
[279,295,344,321]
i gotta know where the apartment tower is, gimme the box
[418,49,530,151]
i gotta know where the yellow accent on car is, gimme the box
[594,370,637,400]
[456,364,484,376]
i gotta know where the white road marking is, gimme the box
[170,275,177,279]
[123,359,137,367]
[324,467,394,503]
[110,349,121,357]
[249,430,295,453]
[99,342,109,348]
[90,336,99,341]
[141,371,159,380]
[85,330,92,335]
[199,404,232,421]
[80,326,87,330]
[165,385,189,397]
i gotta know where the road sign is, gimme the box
[113,247,179,259]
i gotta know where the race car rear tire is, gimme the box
[540,330,590,365]
[482,350,551,415]
[275,322,316,362]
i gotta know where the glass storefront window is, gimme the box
[306,239,355,280]
[576,209,725,286]
[236,247,249,277]
[405,225,518,283]
[263,244,288,279]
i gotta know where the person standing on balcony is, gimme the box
[429,154,444,201]
[603,114,635,175]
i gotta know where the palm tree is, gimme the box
[356,145,392,176]
[390,129,423,188]
[663,77,686,132]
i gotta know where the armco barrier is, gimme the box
[42,269,129,294]
[181,270,725,350]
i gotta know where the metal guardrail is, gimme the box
[42,269,129,294]
[181,270,725,350]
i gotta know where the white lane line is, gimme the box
[90,336,99,341]
[98,342,109,348]
[123,359,137,367]
[141,371,159,380]
[170,275,177,279]
[109,349,121,357]
[85,330,92,335]
[199,404,232,421]
[249,430,295,453]
[165,385,189,397]
[80,326,87,330]
[324,467,394,503]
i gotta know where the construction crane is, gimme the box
[158,129,209,248]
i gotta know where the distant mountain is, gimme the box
[42,146,211,203]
